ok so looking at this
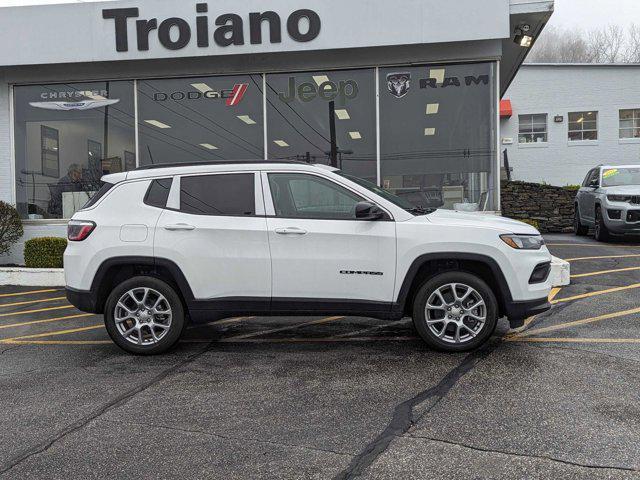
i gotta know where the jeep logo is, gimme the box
[278,77,358,103]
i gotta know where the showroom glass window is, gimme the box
[13,81,135,219]
[265,69,376,182]
[518,114,548,143]
[137,75,264,166]
[568,111,598,141]
[379,63,497,211]
[619,109,640,139]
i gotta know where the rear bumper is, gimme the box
[66,287,99,314]
[504,296,551,328]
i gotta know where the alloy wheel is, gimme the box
[424,283,487,344]
[114,287,173,346]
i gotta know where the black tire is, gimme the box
[574,204,588,236]
[594,206,610,242]
[412,271,498,352]
[104,276,185,355]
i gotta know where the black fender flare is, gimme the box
[395,252,514,313]
[89,256,195,312]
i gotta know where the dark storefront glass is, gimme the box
[380,63,496,210]
[266,69,376,182]
[137,75,264,165]
[14,81,135,219]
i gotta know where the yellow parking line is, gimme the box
[195,316,256,327]
[0,296,66,309]
[0,324,103,343]
[510,337,640,344]
[0,288,59,298]
[221,316,345,341]
[0,305,74,318]
[564,254,640,262]
[552,283,640,304]
[548,287,561,302]
[571,266,640,278]
[0,313,93,331]
[508,306,640,339]
[2,340,113,345]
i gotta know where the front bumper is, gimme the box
[504,297,551,328]
[602,203,640,234]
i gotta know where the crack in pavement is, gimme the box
[406,434,640,473]
[333,339,500,480]
[125,421,355,458]
[0,343,214,476]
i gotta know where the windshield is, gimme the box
[601,167,640,187]
[336,171,432,214]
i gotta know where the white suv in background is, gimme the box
[65,161,552,354]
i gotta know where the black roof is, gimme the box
[135,160,311,171]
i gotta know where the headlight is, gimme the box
[607,195,631,202]
[500,234,545,250]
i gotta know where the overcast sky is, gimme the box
[0,0,638,30]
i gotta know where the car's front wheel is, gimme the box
[412,272,498,352]
[594,206,611,242]
[104,276,185,355]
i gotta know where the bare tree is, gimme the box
[623,23,640,62]
[527,24,640,63]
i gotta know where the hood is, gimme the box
[600,185,640,195]
[416,209,540,234]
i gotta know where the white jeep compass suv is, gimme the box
[64,161,552,354]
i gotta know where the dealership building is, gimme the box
[501,63,640,186]
[0,0,552,263]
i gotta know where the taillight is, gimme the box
[67,220,96,241]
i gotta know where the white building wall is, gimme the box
[502,64,640,186]
[0,77,11,203]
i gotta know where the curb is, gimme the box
[0,267,65,287]
[550,256,571,287]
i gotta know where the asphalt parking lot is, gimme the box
[1,234,640,479]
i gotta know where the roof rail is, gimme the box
[135,160,309,171]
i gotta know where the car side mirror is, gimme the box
[589,179,600,188]
[355,201,385,220]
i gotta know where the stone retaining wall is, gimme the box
[501,181,576,233]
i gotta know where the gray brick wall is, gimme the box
[502,64,640,186]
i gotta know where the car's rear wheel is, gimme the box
[594,206,610,242]
[412,272,498,352]
[104,276,185,355]
[574,204,588,236]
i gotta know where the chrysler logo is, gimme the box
[29,99,120,111]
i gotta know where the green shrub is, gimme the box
[24,237,67,268]
[563,184,581,191]
[0,201,23,256]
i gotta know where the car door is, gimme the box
[154,171,271,308]
[581,169,600,224]
[263,171,397,310]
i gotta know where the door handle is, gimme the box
[164,223,196,231]
[274,227,307,235]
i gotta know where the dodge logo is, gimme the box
[386,72,411,98]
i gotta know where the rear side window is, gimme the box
[144,178,173,208]
[82,182,113,209]
[180,173,255,216]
